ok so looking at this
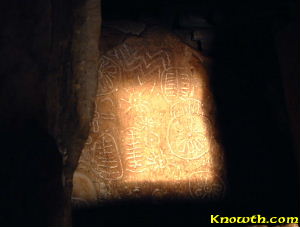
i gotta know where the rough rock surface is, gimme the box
[46,0,101,225]
[0,0,101,226]
[72,27,225,205]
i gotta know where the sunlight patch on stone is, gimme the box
[72,30,224,205]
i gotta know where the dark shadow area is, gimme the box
[0,119,63,226]
[0,1,64,225]
[210,0,299,218]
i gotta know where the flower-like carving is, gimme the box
[167,115,210,160]
[120,90,150,114]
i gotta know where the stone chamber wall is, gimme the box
[0,0,298,226]
[0,0,101,226]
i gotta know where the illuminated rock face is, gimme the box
[72,28,224,204]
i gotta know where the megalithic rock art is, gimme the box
[74,27,225,204]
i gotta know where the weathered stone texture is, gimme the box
[0,0,101,226]
[46,0,101,225]
[72,27,225,205]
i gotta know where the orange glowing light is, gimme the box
[72,32,224,205]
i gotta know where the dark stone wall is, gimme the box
[0,1,59,225]
[0,0,101,226]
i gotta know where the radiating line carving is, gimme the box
[167,115,210,160]
[120,91,150,114]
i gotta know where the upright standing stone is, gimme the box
[73,27,225,205]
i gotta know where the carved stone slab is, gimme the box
[72,27,225,205]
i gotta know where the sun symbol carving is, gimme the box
[167,115,210,160]
[120,89,150,114]
[135,116,158,130]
